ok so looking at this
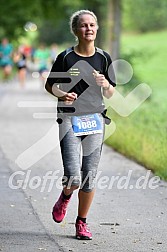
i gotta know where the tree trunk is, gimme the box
[106,0,122,60]
[92,3,105,48]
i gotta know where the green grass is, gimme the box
[105,30,167,179]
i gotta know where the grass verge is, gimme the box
[105,30,167,180]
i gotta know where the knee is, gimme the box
[62,175,80,190]
[79,186,95,193]
[63,184,79,194]
[80,170,97,192]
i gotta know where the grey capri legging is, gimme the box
[58,114,104,192]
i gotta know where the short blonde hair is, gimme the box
[70,10,99,36]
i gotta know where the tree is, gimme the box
[0,0,122,60]
[105,0,122,60]
[78,0,108,48]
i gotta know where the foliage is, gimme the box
[0,0,43,39]
[0,0,82,41]
[0,0,109,45]
[38,20,74,45]
[38,0,108,46]
[123,0,167,32]
[1,0,167,45]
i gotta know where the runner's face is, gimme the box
[76,14,98,42]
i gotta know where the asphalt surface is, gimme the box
[0,78,167,252]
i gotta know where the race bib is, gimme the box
[72,113,103,136]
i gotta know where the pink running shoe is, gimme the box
[52,192,71,223]
[75,220,92,240]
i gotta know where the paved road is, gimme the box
[0,78,167,252]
